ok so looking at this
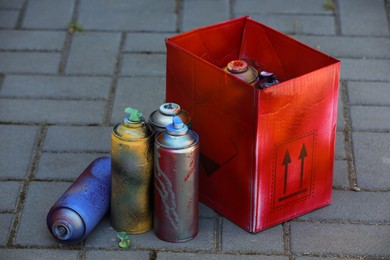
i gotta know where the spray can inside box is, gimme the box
[165,16,340,232]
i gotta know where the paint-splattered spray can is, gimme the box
[154,116,200,242]
[258,71,279,88]
[46,157,111,244]
[111,107,154,234]
[149,102,192,132]
[224,60,259,86]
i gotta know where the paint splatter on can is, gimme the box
[149,103,192,132]
[111,108,154,234]
[224,60,259,86]
[154,116,200,242]
[46,157,111,244]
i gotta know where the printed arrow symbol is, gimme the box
[298,144,308,188]
[282,150,291,194]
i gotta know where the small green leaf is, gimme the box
[323,0,335,11]
[68,22,83,33]
[117,231,131,248]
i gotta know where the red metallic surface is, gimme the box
[165,16,340,232]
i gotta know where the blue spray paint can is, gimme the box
[46,157,111,244]
[154,116,200,242]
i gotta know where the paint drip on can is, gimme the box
[154,116,200,242]
[46,157,111,244]
[224,60,259,86]
[111,107,154,234]
[149,102,192,132]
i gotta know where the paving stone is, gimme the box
[292,35,390,59]
[43,126,111,153]
[350,106,390,131]
[233,0,332,15]
[0,75,111,99]
[124,33,173,53]
[157,252,288,260]
[0,10,18,28]
[0,181,21,211]
[66,32,121,75]
[0,249,79,259]
[348,81,390,106]
[22,0,74,29]
[199,203,216,218]
[335,131,346,160]
[341,58,390,81]
[0,52,60,74]
[36,152,109,180]
[78,0,176,31]
[0,99,105,124]
[0,31,65,51]
[85,217,215,251]
[0,214,13,245]
[111,77,166,124]
[295,256,359,260]
[15,181,72,246]
[85,250,150,260]
[290,222,390,256]
[120,54,166,77]
[242,14,335,35]
[182,0,229,32]
[0,0,24,9]
[339,0,388,36]
[0,125,37,179]
[299,190,390,223]
[352,132,390,190]
[333,160,349,188]
[221,219,284,253]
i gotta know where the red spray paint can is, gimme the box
[154,116,200,242]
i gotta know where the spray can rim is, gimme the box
[159,103,181,116]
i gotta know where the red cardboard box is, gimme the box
[165,16,340,232]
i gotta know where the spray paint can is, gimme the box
[46,157,111,244]
[111,107,154,234]
[149,103,192,132]
[224,60,259,86]
[154,116,200,242]
[259,71,279,88]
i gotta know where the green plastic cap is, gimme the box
[124,107,142,122]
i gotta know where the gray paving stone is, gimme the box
[350,106,390,131]
[292,35,390,59]
[182,0,229,32]
[15,181,72,246]
[0,125,38,179]
[111,77,166,124]
[0,213,13,245]
[0,0,24,9]
[221,219,284,253]
[299,190,390,223]
[233,0,332,15]
[200,203,216,218]
[295,256,359,260]
[78,0,176,31]
[335,131,346,160]
[85,250,150,260]
[85,217,215,251]
[348,81,390,106]
[0,75,111,99]
[43,126,111,153]
[124,33,173,53]
[290,222,390,256]
[0,181,21,211]
[242,14,335,35]
[0,52,60,74]
[333,160,349,188]
[341,58,390,81]
[22,0,74,29]
[157,252,288,260]
[0,99,105,124]
[0,10,18,28]
[120,54,166,77]
[66,32,121,75]
[352,132,390,190]
[36,152,109,180]
[0,31,66,51]
[0,249,80,260]
[339,0,388,36]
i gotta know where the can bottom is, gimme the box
[154,231,198,243]
[111,225,152,235]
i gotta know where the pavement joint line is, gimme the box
[174,0,183,33]
[6,124,47,246]
[282,221,292,258]
[214,215,222,251]
[291,218,390,226]
[385,0,390,36]
[333,0,342,36]
[15,0,28,30]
